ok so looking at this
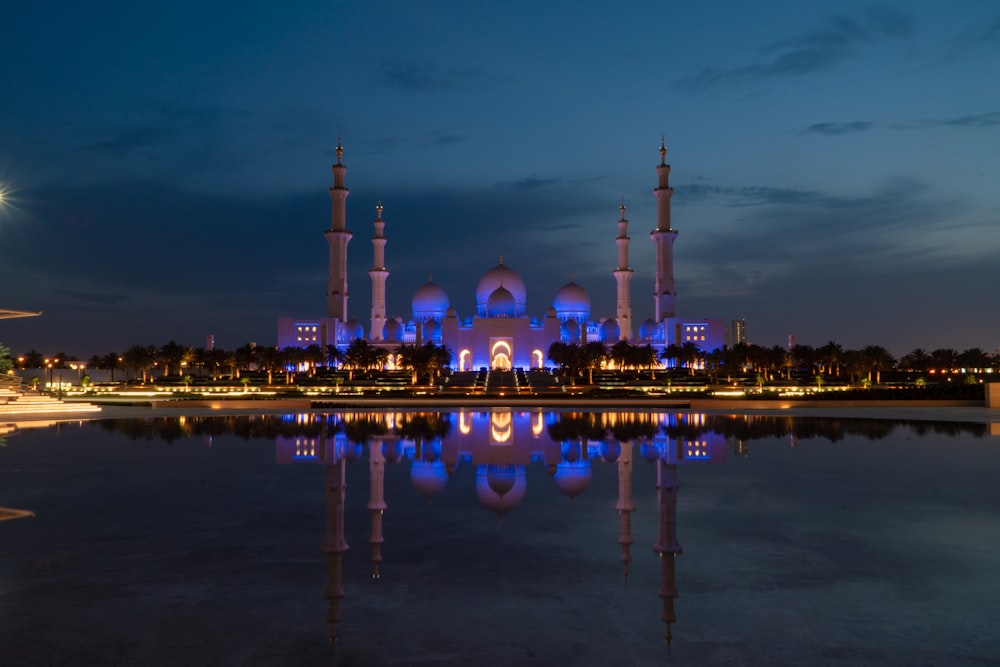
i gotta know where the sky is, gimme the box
[1,0,998,359]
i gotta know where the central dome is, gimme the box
[486,286,517,318]
[476,260,526,317]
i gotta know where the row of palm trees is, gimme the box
[8,337,996,387]
[10,339,453,386]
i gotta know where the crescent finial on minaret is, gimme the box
[336,136,344,165]
[620,197,627,217]
[376,200,383,218]
[660,135,667,165]
[498,254,503,265]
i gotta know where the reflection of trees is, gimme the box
[89,412,988,444]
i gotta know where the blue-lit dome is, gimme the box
[383,318,403,342]
[486,286,517,318]
[344,319,364,341]
[412,280,450,320]
[552,280,590,320]
[560,317,580,341]
[476,261,526,317]
[475,464,527,517]
[599,318,620,342]
[639,318,658,340]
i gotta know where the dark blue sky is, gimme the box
[1,1,998,357]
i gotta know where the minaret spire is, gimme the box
[326,138,353,326]
[613,198,634,340]
[651,136,679,322]
[369,201,389,340]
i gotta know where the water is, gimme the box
[1,411,998,666]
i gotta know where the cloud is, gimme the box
[800,121,873,136]
[676,6,913,92]
[801,111,1000,135]
[376,57,507,92]
[496,175,560,191]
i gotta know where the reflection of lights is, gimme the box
[491,410,512,443]
[459,411,471,435]
[532,412,544,437]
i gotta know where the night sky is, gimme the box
[1,1,998,358]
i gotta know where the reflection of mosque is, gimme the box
[274,410,730,646]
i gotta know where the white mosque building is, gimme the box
[277,140,733,370]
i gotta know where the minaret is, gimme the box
[321,457,349,643]
[650,136,678,322]
[369,202,389,341]
[368,437,388,579]
[653,457,682,648]
[614,439,635,579]
[325,138,353,323]
[613,199,634,340]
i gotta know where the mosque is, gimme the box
[277,140,734,370]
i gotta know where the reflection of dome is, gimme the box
[476,465,527,516]
[554,460,592,498]
[412,280,450,320]
[552,281,590,320]
[344,319,364,340]
[486,286,517,318]
[486,465,517,495]
[600,439,621,463]
[411,460,449,498]
[639,318,658,340]
[383,319,403,342]
[476,261,526,317]
[382,439,403,463]
[640,442,661,463]
[599,318,620,342]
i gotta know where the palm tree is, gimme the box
[255,346,281,385]
[326,344,345,370]
[547,341,582,384]
[930,348,958,373]
[900,348,930,373]
[817,341,843,377]
[157,340,189,378]
[580,341,607,384]
[101,352,122,382]
[861,345,895,384]
[123,344,155,383]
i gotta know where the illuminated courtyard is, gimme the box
[1,409,998,666]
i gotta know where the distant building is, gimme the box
[732,319,747,346]
[277,139,738,368]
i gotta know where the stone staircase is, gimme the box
[0,378,101,416]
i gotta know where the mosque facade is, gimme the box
[276,140,732,369]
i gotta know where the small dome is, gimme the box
[552,281,591,320]
[560,318,580,342]
[344,319,364,341]
[383,319,403,342]
[545,306,557,318]
[476,261,526,317]
[554,460,592,498]
[445,307,457,319]
[412,280,450,320]
[423,319,442,342]
[411,460,449,498]
[486,286,517,318]
[599,439,622,463]
[639,318,658,340]
[600,318,621,342]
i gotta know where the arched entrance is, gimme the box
[490,339,513,370]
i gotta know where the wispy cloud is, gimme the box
[800,121,873,136]
[801,110,1000,135]
[676,6,913,92]
[496,175,560,191]
[376,57,507,92]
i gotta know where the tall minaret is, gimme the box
[650,137,678,322]
[654,457,682,648]
[369,202,389,341]
[614,438,635,579]
[613,199,634,340]
[325,138,353,323]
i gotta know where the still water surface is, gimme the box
[1,410,998,666]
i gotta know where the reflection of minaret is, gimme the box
[368,438,387,579]
[326,138,353,323]
[321,458,349,643]
[369,202,389,341]
[650,137,678,322]
[615,439,635,578]
[653,458,682,648]
[613,199,634,340]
